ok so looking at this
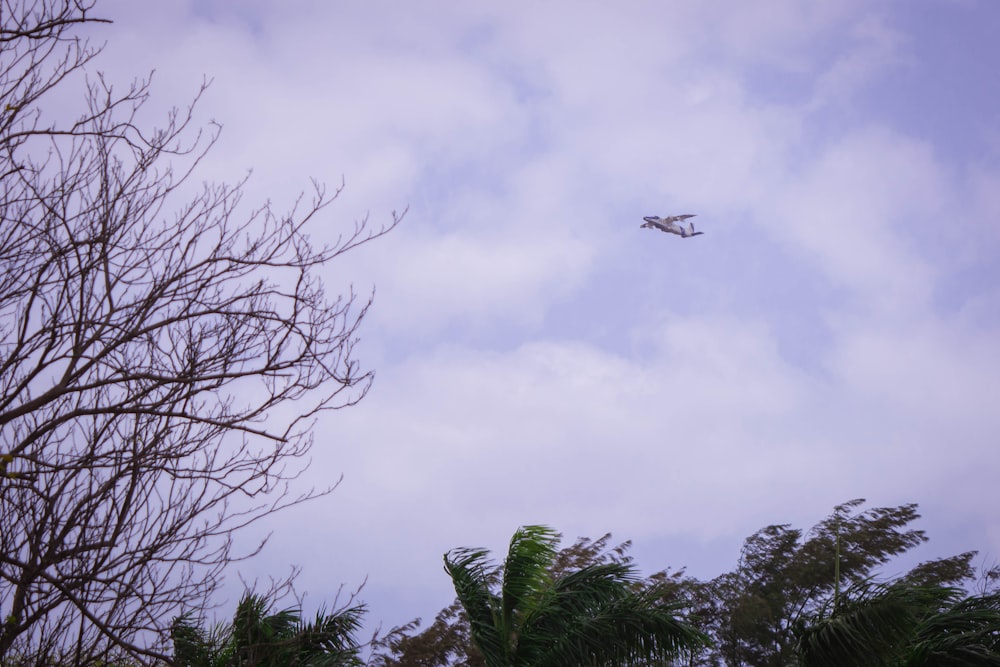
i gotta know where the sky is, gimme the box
[85,0,1000,637]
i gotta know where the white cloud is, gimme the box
[769,126,952,318]
[368,228,594,335]
[806,14,909,112]
[829,317,1000,429]
[306,315,822,547]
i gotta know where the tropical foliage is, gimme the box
[694,499,978,666]
[795,581,1000,667]
[442,525,709,667]
[378,501,1000,667]
[171,592,367,667]
[372,532,643,667]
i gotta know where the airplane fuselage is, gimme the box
[640,214,702,238]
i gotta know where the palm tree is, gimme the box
[443,525,709,667]
[794,580,1000,667]
[171,591,367,667]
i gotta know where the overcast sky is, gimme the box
[89,0,1000,635]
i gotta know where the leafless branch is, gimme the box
[0,2,401,662]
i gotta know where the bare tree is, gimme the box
[0,1,401,663]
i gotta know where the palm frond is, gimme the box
[906,592,1000,666]
[173,591,369,667]
[446,526,708,667]
[445,547,506,667]
[501,525,561,628]
[513,563,632,666]
[171,613,214,667]
[519,563,637,638]
[523,578,708,667]
[517,563,708,667]
[795,582,957,667]
[295,603,368,666]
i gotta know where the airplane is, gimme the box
[640,214,703,238]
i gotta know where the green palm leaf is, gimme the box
[906,592,1000,667]
[445,547,507,667]
[172,591,367,667]
[501,526,561,630]
[445,525,709,667]
[796,582,1000,667]
[796,582,948,667]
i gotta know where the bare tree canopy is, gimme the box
[0,1,400,662]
